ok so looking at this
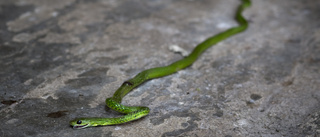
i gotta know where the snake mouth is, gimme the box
[72,124,89,129]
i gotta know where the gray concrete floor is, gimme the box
[1,0,320,136]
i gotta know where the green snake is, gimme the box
[70,0,251,129]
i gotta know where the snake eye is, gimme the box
[77,120,82,124]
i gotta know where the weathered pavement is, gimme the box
[0,0,319,136]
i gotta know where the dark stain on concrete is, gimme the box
[47,110,68,118]
[1,100,17,105]
[250,94,262,101]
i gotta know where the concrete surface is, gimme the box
[1,0,319,136]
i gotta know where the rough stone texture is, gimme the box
[0,0,319,136]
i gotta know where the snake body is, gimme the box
[70,0,251,129]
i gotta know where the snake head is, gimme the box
[69,118,91,129]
